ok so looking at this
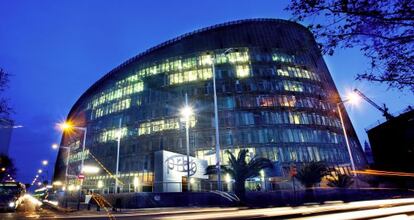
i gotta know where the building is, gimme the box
[53,19,366,192]
[367,108,414,173]
[363,141,374,165]
[0,118,13,156]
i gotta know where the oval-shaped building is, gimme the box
[54,18,366,192]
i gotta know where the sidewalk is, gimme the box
[42,206,242,219]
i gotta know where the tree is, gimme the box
[205,149,273,201]
[295,161,329,202]
[0,154,17,181]
[327,171,354,188]
[296,161,329,188]
[286,0,414,92]
[0,68,11,119]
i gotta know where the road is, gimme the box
[3,197,414,219]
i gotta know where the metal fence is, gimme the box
[83,179,301,194]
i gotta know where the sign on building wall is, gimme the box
[69,149,90,163]
[154,150,208,192]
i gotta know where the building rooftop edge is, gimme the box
[68,18,307,118]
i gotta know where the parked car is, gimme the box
[0,182,26,211]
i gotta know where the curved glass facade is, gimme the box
[54,19,366,191]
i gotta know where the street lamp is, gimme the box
[38,169,42,174]
[208,48,235,191]
[53,144,71,208]
[58,121,87,210]
[180,93,194,191]
[52,145,71,192]
[41,160,50,184]
[58,121,87,172]
[115,117,122,194]
[52,143,59,150]
[337,91,361,176]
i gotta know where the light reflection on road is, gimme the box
[3,197,414,219]
[156,198,414,220]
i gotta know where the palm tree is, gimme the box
[327,171,354,188]
[205,149,273,201]
[295,161,329,202]
[295,161,328,196]
[0,154,17,181]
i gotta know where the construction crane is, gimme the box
[353,89,394,120]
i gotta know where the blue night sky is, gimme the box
[0,0,412,183]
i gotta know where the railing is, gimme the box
[83,179,301,194]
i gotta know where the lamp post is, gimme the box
[115,117,122,194]
[336,91,360,176]
[210,48,234,191]
[41,160,49,183]
[59,121,88,210]
[336,102,357,176]
[180,93,193,192]
[52,144,71,207]
[59,122,88,172]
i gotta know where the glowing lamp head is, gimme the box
[346,91,361,106]
[180,106,194,121]
[38,169,42,174]
[59,121,73,131]
[42,160,48,166]
[52,144,59,150]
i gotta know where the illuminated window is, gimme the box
[228,51,249,63]
[93,98,131,119]
[98,127,127,143]
[236,65,250,78]
[199,54,213,66]
[277,69,289,76]
[277,66,320,81]
[138,116,196,136]
[168,68,212,85]
[283,81,304,92]
[90,81,143,110]
[272,53,295,63]
[292,113,301,124]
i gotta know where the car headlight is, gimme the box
[8,201,15,208]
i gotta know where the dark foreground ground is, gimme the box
[3,188,414,219]
[3,197,414,219]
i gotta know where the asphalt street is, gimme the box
[3,197,414,219]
